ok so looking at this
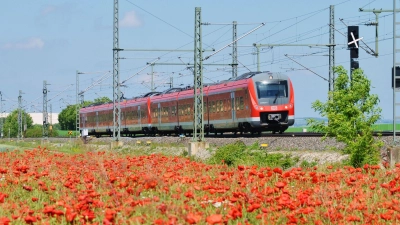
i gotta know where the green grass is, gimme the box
[57,130,78,137]
[288,123,398,133]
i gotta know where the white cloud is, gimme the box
[120,11,142,28]
[2,38,45,50]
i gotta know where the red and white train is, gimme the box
[79,71,295,137]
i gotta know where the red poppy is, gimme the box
[206,214,222,225]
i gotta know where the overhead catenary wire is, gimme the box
[284,54,329,82]
[116,0,365,98]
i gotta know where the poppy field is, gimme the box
[0,146,400,224]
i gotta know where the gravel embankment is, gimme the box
[87,136,394,165]
[14,136,394,165]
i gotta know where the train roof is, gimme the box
[80,71,289,110]
[233,71,263,81]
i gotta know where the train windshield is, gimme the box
[256,81,288,99]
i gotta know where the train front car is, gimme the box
[248,71,294,133]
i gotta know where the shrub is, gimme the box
[207,141,298,169]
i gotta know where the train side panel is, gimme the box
[149,92,179,134]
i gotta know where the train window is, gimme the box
[224,99,227,112]
[240,97,244,110]
[216,101,220,112]
[171,106,176,116]
[212,101,215,113]
[256,81,288,99]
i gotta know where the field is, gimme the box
[0,140,399,224]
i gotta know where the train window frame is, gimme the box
[171,106,176,116]
[256,80,288,99]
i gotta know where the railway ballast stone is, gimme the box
[21,135,396,165]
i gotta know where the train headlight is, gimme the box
[269,75,273,79]
[285,106,288,109]
[255,105,259,109]
[260,107,264,110]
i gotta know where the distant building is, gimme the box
[0,113,59,125]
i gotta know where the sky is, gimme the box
[0,0,398,123]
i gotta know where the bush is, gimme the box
[208,140,246,166]
[207,141,298,169]
[25,125,59,138]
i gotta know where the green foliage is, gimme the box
[58,105,77,130]
[52,123,61,130]
[307,66,383,167]
[300,160,318,168]
[207,141,298,169]
[209,140,247,166]
[2,110,33,138]
[24,124,59,138]
[93,96,111,104]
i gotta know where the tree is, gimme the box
[3,109,33,138]
[58,96,111,130]
[307,66,383,167]
[94,96,111,104]
[58,105,77,130]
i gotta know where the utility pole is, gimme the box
[23,108,26,136]
[43,81,49,139]
[18,90,22,141]
[193,7,204,142]
[358,4,400,145]
[394,0,400,145]
[358,8,400,57]
[329,5,335,92]
[76,70,83,139]
[232,21,238,78]
[151,64,155,92]
[49,103,52,134]
[113,0,121,142]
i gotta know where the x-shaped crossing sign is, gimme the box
[348,32,363,48]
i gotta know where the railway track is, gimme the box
[123,131,393,139]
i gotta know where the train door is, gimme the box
[138,106,141,128]
[158,103,161,127]
[82,114,86,129]
[230,92,236,122]
[176,102,180,126]
[96,111,99,130]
